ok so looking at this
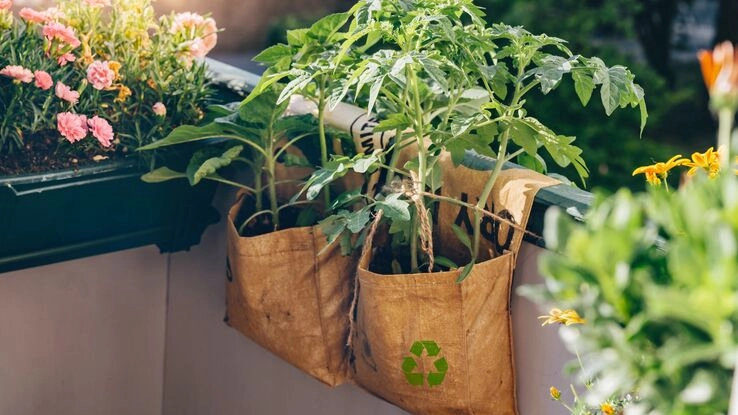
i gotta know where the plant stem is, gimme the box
[409,69,427,273]
[266,121,280,230]
[471,58,528,260]
[317,77,332,210]
[471,132,509,259]
[254,157,263,212]
[718,108,734,170]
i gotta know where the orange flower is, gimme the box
[683,147,720,178]
[601,402,616,415]
[698,42,738,108]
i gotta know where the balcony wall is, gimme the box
[0,184,573,415]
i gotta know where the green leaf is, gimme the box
[434,256,458,270]
[375,193,411,222]
[451,224,473,253]
[517,152,547,174]
[508,119,539,156]
[281,153,313,168]
[137,122,247,151]
[186,145,243,185]
[277,70,315,104]
[353,153,380,174]
[348,208,371,233]
[456,262,474,283]
[141,167,187,183]
[308,12,350,40]
[572,69,595,106]
[374,113,411,133]
[296,206,319,227]
[253,44,292,65]
[286,28,309,46]
[529,55,573,94]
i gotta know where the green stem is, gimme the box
[471,58,528,260]
[266,157,280,230]
[718,108,734,170]
[254,157,263,212]
[471,133,509,259]
[317,78,331,210]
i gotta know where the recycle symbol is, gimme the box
[402,340,448,387]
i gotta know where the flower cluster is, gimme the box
[0,0,217,171]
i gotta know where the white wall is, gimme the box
[0,246,168,415]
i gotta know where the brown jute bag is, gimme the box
[225,191,358,387]
[350,166,558,414]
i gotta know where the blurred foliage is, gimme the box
[477,0,713,192]
[525,173,738,414]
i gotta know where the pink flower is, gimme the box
[86,60,115,90]
[55,82,79,104]
[33,70,53,90]
[0,0,12,11]
[201,17,218,52]
[84,0,110,7]
[152,102,166,116]
[185,38,208,58]
[19,8,47,23]
[0,65,34,83]
[42,7,65,21]
[171,12,205,33]
[57,53,76,66]
[87,116,114,147]
[57,112,88,143]
[42,22,81,48]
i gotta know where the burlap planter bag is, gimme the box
[349,167,558,414]
[225,191,357,387]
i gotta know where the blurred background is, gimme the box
[14,0,737,191]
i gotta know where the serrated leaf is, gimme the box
[286,28,309,46]
[347,208,371,233]
[508,119,539,155]
[376,193,411,222]
[253,44,292,65]
[308,12,350,40]
[353,153,380,173]
[281,153,313,168]
[278,71,315,104]
[374,113,411,133]
[572,69,594,106]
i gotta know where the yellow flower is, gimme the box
[115,85,131,103]
[538,308,586,326]
[108,60,122,80]
[632,154,687,185]
[549,386,561,400]
[601,402,616,415]
[683,147,720,178]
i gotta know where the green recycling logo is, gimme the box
[402,340,448,387]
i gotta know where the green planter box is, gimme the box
[0,160,219,273]
[0,58,257,274]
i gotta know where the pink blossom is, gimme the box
[0,0,12,11]
[57,53,76,66]
[55,82,79,104]
[152,102,166,116]
[42,7,65,21]
[201,17,218,53]
[185,38,208,58]
[87,116,114,147]
[57,112,88,143]
[0,65,34,83]
[171,12,205,33]
[84,0,110,7]
[33,70,53,90]
[42,22,81,48]
[19,8,47,23]
[86,61,115,90]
